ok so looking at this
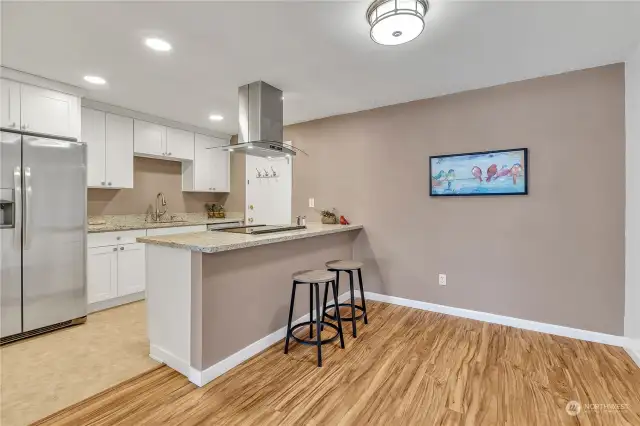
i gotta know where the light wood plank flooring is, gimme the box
[34,301,640,425]
[0,301,159,426]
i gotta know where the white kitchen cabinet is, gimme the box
[182,134,230,192]
[105,113,134,188]
[87,246,118,304]
[81,108,106,187]
[134,119,166,157]
[116,243,146,296]
[166,127,194,161]
[81,109,134,189]
[0,79,21,129]
[20,84,79,138]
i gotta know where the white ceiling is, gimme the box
[3,1,640,135]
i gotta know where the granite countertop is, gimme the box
[136,223,363,253]
[88,212,244,233]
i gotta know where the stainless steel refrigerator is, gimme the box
[1,129,87,344]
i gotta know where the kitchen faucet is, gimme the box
[154,192,167,221]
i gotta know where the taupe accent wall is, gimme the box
[274,64,625,335]
[87,157,226,216]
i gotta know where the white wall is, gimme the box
[245,155,292,225]
[626,44,640,350]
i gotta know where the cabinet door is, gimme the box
[134,120,166,157]
[116,243,146,296]
[87,246,118,304]
[0,79,21,129]
[20,84,78,138]
[81,108,107,187]
[105,113,134,188]
[193,134,214,191]
[209,137,230,192]
[166,128,194,161]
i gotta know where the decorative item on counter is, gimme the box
[205,203,227,219]
[339,215,350,225]
[320,208,339,225]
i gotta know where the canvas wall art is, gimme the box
[430,148,528,196]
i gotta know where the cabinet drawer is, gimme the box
[145,225,207,237]
[88,229,147,248]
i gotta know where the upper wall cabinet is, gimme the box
[182,134,230,193]
[134,119,194,161]
[134,120,165,157]
[166,128,194,161]
[82,108,134,189]
[1,79,80,139]
[0,80,20,129]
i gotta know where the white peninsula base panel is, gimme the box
[143,226,362,386]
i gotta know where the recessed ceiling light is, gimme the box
[367,0,429,46]
[228,148,234,152]
[209,114,224,121]
[247,145,254,150]
[145,38,172,52]
[84,75,106,85]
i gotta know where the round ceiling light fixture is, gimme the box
[366,0,429,46]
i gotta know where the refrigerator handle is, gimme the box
[24,166,33,250]
[13,166,22,249]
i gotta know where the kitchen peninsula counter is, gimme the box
[137,223,363,253]
[139,222,363,386]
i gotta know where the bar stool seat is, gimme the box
[284,270,344,367]
[325,260,363,270]
[323,260,369,338]
[293,269,335,283]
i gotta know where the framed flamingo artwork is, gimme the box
[430,148,528,196]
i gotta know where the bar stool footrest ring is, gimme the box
[324,303,366,321]
[289,321,341,346]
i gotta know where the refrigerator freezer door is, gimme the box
[0,131,23,338]
[21,135,87,332]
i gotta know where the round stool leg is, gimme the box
[314,283,322,367]
[349,271,357,338]
[331,280,345,349]
[284,281,297,354]
[309,284,313,338]
[358,268,368,324]
[321,277,330,326]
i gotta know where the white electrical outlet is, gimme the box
[439,274,447,286]
[309,198,315,208]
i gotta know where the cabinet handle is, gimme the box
[21,124,26,130]
[108,182,112,186]
[112,247,117,252]
[101,181,106,186]
[120,246,124,251]
[10,122,16,128]
[168,152,172,156]
[116,236,121,240]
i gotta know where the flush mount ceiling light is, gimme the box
[83,75,106,85]
[145,37,172,52]
[209,114,224,121]
[366,0,429,46]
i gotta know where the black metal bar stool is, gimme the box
[284,270,345,367]
[322,260,368,338]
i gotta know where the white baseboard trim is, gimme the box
[362,292,630,348]
[625,347,640,368]
[89,292,145,314]
[149,344,191,378]
[191,291,353,387]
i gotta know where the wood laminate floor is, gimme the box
[34,301,640,426]
[0,301,159,426]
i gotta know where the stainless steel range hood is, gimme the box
[218,81,304,157]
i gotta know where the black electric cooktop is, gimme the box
[218,224,306,235]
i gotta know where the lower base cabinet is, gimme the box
[87,243,146,304]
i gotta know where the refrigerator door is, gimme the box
[0,131,23,338]
[22,135,87,332]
